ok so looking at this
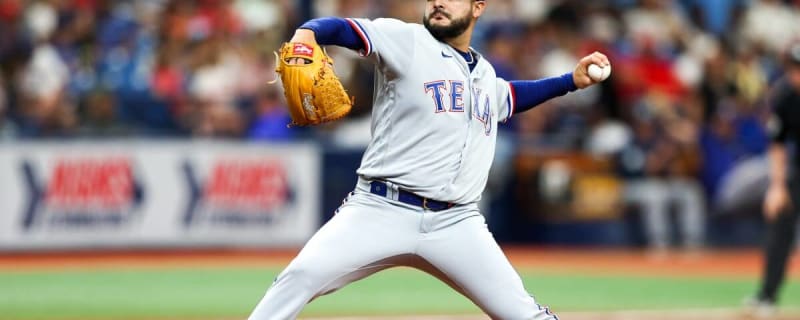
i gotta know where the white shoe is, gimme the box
[743,296,777,318]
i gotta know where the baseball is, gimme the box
[587,63,611,82]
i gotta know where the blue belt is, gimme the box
[369,181,455,211]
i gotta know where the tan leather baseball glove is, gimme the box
[273,42,353,126]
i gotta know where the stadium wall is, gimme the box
[0,141,320,250]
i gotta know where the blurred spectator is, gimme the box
[484,24,522,80]
[187,38,244,133]
[622,0,691,57]
[0,0,799,247]
[77,89,126,136]
[739,0,800,57]
[0,0,786,141]
[13,1,78,137]
[585,119,632,157]
[614,29,686,111]
[234,0,286,34]
[151,43,188,122]
[248,86,293,141]
[618,92,705,250]
[681,0,748,37]
[699,100,769,215]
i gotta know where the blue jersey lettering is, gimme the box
[424,80,448,113]
[450,81,464,112]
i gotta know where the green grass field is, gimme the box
[2,266,799,319]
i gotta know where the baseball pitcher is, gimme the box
[251,0,610,318]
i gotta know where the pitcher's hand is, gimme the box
[286,29,318,65]
[573,51,610,89]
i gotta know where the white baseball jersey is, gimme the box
[248,17,562,320]
[346,18,516,205]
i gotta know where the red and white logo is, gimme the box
[292,43,314,57]
[203,160,289,211]
[46,158,135,210]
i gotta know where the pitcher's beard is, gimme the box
[423,12,472,41]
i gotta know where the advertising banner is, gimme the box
[0,141,320,250]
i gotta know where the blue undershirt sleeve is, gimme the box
[510,73,578,114]
[299,17,365,51]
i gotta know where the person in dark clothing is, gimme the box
[747,41,800,317]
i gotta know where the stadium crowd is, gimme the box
[1,0,799,248]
